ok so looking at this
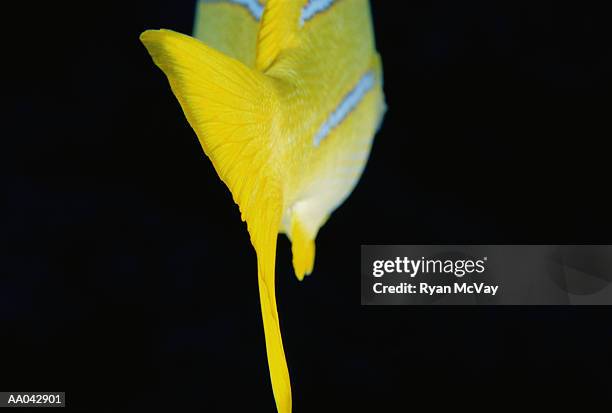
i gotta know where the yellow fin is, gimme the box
[256,221,291,413]
[140,29,291,413]
[256,0,302,71]
[290,215,316,281]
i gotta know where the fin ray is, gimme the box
[256,0,302,71]
[140,29,292,413]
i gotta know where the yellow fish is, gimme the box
[140,0,385,411]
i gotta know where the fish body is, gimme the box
[141,1,385,411]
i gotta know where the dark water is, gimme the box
[3,1,612,411]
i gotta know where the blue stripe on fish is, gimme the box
[203,0,264,21]
[300,0,336,26]
[313,71,375,147]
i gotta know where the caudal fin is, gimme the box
[140,29,291,413]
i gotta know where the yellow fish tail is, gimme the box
[140,29,291,413]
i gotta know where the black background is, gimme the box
[3,1,612,411]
